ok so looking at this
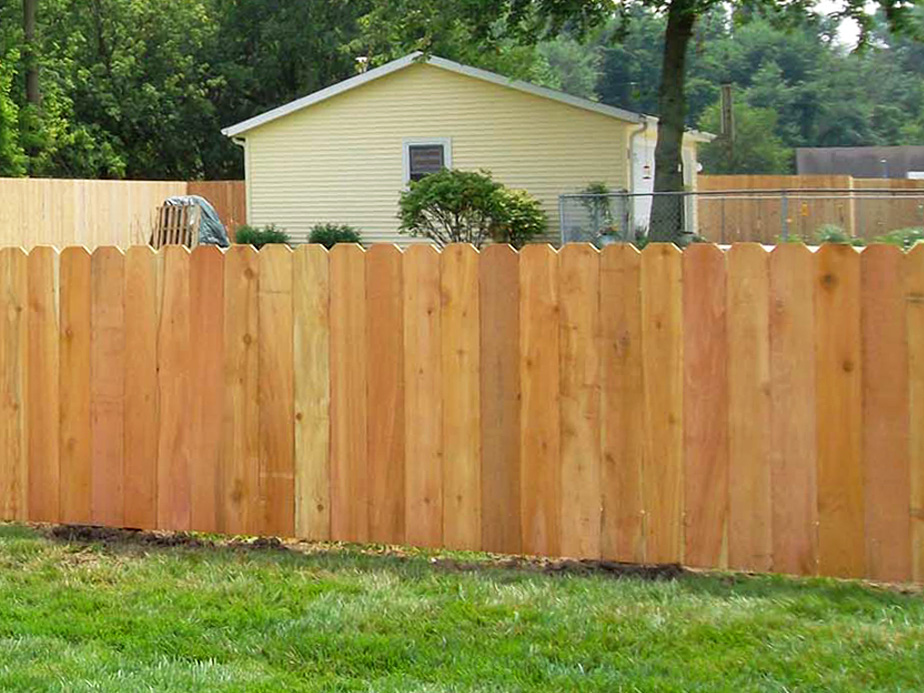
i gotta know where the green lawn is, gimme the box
[0,524,921,692]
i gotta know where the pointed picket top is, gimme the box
[727,241,769,259]
[641,241,683,259]
[480,243,517,262]
[257,242,294,257]
[519,242,558,262]
[601,242,641,263]
[559,241,601,262]
[90,245,126,259]
[366,243,403,261]
[190,243,225,261]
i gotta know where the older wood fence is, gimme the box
[1,242,921,583]
[0,178,245,248]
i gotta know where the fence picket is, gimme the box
[861,245,912,582]
[124,246,158,530]
[0,249,27,521]
[59,247,92,524]
[190,245,224,533]
[441,244,481,550]
[907,244,924,583]
[157,246,191,531]
[600,245,645,563]
[640,243,684,564]
[90,247,124,527]
[682,243,728,568]
[403,245,442,548]
[769,244,818,576]
[480,244,521,555]
[221,245,260,535]
[258,245,295,538]
[815,243,865,578]
[559,244,601,559]
[727,244,772,572]
[520,244,561,556]
[294,245,330,541]
[27,247,59,523]
[366,245,406,545]
[330,244,368,542]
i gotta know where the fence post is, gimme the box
[781,191,789,241]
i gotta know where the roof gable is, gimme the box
[221,52,644,138]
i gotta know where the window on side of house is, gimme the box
[404,139,452,183]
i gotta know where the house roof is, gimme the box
[222,52,713,141]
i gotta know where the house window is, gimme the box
[403,138,452,183]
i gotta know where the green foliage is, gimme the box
[398,168,544,248]
[0,49,25,176]
[308,223,363,248]
[698,101,791,174]
[235,224,290,249]
[814,224,866,246]
[491,186,547,248]
[873,227,924,250]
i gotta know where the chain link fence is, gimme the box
[560,189,924,245]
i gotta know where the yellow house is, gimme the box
[222,52,711,245]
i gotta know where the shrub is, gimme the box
[873,227,924,250]
[398,168,545,248]
[814,224,865,247]
[309,223,362,248]
[235,224,290,249]
[490,187,547,248]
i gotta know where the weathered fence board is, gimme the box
[0,241,919,585]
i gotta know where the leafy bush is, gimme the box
[235,224,290,249]
[873,227,924,250]
[309,223,362,248]
[490,187,547,248]
[814,224,865,247]
[398,168,545,248]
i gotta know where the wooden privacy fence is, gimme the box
[0,242,921,583]
[697,175,924,243]
[0,178,245,249]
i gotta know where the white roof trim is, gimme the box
[221,52,646,138]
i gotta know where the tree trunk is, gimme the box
[23,0,40,105]
[648,0,696,242]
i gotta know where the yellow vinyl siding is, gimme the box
[244,63,631,245]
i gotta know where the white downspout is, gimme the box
[231,136,249,227]
[628,116,651,194]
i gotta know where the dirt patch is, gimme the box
[47,524,209,549]
[40,523,688,582]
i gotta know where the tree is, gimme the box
[363,0,920,242]
[697,100,790,173]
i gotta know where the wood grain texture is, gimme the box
[907,244,924,583]
[640,244,684,564]
[441,244,481,550]
[123,246,158,530]
[520,244,561,556]
[559,244,601,559]
[479,244,521,555]
[600,245,645,563]
[293,245,330,540]
[190,246,224,533]
[90,247,124,527]
[861,245,911,582]
[815,243,865,578]
[59,247,92,524]
[366,245,405,545]
[682,243,728,568]
[157,246,191,531]
[0,249,27,521]
[258,245,295,537]
[330,244,368,542]
[221,245,260,535]
[27,247,59,523]
[769,244,818,576]
[403,245,442,548]
[727,244,772,572]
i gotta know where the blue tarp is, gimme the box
[164,195,230,247]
